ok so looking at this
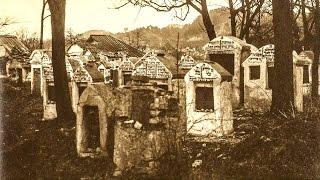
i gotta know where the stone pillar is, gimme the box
[294,65,304,112]
[76,104,87,155]
[71,81,79,113]
[113,120,167,176]
[31,67,34,94]
[112,69,120,88]
[220,81,234,135]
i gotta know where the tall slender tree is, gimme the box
[48,0,74,121]
[228,0,265,40]
[312,0,320,97]
[271,0,295,113]
[40,0,50,49]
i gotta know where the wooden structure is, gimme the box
[1,35,30,81]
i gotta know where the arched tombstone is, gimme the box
[299,50,314,95]
[203,36,258,107]
[71,63,104,113]
[133,52,173,91]
[29,49,48,95]
[184,62,234,136]
[242,44,308,112]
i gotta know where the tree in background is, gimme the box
[66,28,81,45]
[0,17,16,32]
[228,0,266,40]
[48,0,74,121]
[314,0,320,98]
[297,0,320,97]
[271,0,295,113]
[15,28,39,52]
[114,0,217,40]
[40,0,51,49]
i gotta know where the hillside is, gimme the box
[79,8,231,50]
[115,8,231,50]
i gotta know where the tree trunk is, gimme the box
[229,0,237,36]
[40,0,46,49]
[48,0,74,121]
[201,0,216,40]
[271,0,295,114]
[301,0,312,49]
[312,0,320,97]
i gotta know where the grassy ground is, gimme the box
[184,106,320,179]
[1,79,320,179]
[0,79,112,179]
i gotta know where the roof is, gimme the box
[99,60,112,69]
[0,35,29,55]
[79,83,132,116]
[86,35,144,58]
[88,83,128,103]
[205,61,233,78]
[84,63,104,82]
[68,58,81,71]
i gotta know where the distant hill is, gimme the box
[79,8,231,51]
[79,30,111,39]
[114,8,231,50]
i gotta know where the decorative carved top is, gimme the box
[120,58,135,71]
[204,36,238,54]
[72,66,92,82]
[179,55,195,69]
[43,66,54,82]
[243,44,274,65]
[187,63,220,82]
[29,50,52,65]
[133,54,172,79]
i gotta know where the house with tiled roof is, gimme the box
[1,35,30,81]
[86,35,144,58]
[0,35,29,56]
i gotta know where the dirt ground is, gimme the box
[1,79,320,179]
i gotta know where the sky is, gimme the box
[0,0,227,39]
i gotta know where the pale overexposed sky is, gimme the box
[0,0,228,39]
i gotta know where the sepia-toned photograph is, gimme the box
[0,0,320,179]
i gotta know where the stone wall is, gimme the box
[113,120,168,176]
[112,84,180,176]
[76,83,181,177]
[294,65,304,112]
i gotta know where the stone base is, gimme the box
[43,103,57,120]
[113,121,168,176]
